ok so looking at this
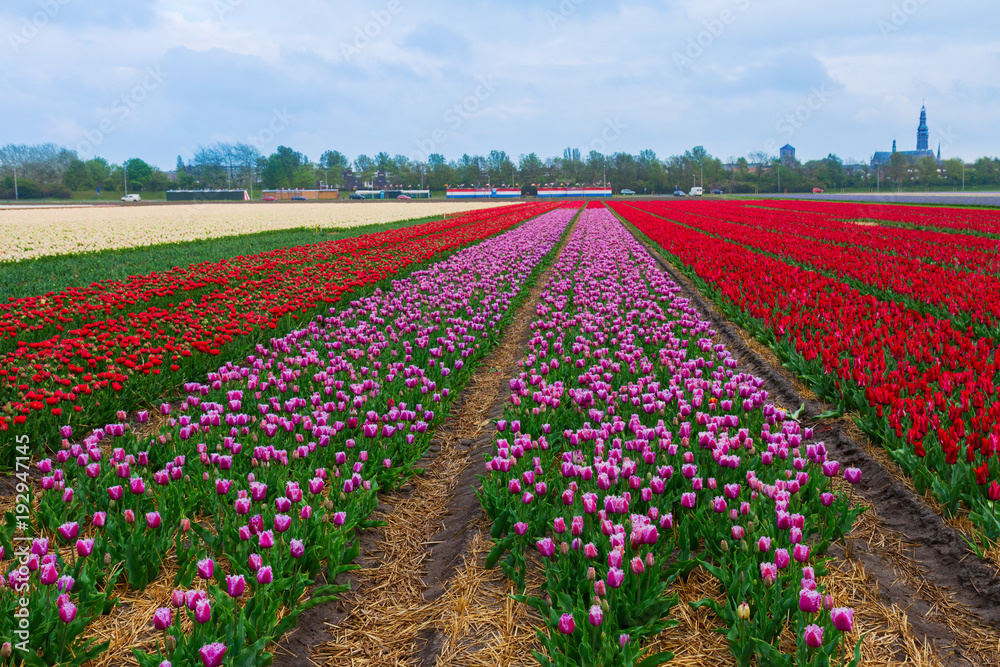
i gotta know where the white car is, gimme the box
[620,189,635,195]
[121,194,141,202]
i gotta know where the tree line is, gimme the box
[2,142,998,199]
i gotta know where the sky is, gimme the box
[1,0,997,169]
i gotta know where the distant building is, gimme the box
[779,144,795,164]
[871,105,938,169]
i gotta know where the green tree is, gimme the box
[124,158,154,191]
[63,159,95,191]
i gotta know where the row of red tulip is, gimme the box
[0,204,559,455]
[749,199,1000,236]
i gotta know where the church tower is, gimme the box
[917,105,929,151]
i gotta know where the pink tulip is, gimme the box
[130,477,146,495]
[831,607,854,632]
[59,602,77,623]
[844,468,862,484]
[93,512,106,527]
[76,538,94,558]
[558,612,575,634]
[799,589,822,613]
[40,563,59,586]
[171,590,185,608]
[199,642,226,667]
[607,566,625,588]
[108,485,123,501]
[153,607,171,630]
[58,522,79,541]
[146,512,162,529]
[803,624,823,648]
[259,530,274,549]
[290,539,305,559]
[274,514,291,533]
[226,574,246,598]
[759,562,777,586]
[124,509,135,524]
[256,566,273,584]
[197,558,214,579]
[793,543,810,564]
[775,548,790,569]
[536,538,555,558]
[588,604,603,626]
[194,598,211,624]
[248,553,263,571]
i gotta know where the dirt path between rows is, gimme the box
[627,224,1000,666]
[270,217,576,666]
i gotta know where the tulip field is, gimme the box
[609,199,1000,541]
[0,201,516,262]
[2,197,1000,666]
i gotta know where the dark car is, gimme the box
[673,190,686,197]
[291,195,308,201]
[711,189,723,195]
[349,192,365,200]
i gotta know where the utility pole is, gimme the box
[13,165,17,201]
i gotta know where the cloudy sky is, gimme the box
[1,0,996,169]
